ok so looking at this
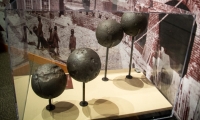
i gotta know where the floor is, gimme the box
[0,52,18,120]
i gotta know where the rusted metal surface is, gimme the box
[31,63,67,99]
[121,12,147,37]
[67,48,101,83]
[96,19,124,48]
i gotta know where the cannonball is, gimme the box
[96,19,124,48]
[67,48,101,83]
[121,12,148,37]
[31,64,67,99]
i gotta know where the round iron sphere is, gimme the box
[121,12,148,37]
[96,19,124,48]
[31,64,67,99]
[67,48,101,83]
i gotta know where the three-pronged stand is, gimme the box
[102,47,109,81]
[126,36,136,79]
[79,82,88,107]
[46,99,55,111]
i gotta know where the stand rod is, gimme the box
[102,47,109,81]
[49,99,51,105]
[79,82,88,107]
[126,36,135,79]
[83,82,85,102]
[46,98,55,111]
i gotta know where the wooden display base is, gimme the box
[15,69,172,120]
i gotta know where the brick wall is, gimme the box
[50,0,59,11]
[175,82,190,120]
[71,11,121,31]
[151,1,190,13]
[142,13,159,66]
[135,43,143,54]
[16,0,24,9]
[32,0,41,10]
[152,0,200,120]
[186,36,200,82]
[176,0,200,83]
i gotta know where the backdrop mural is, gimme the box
[2,0,200,120]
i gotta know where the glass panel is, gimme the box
[155,14,195,104]
[6,0,196,119]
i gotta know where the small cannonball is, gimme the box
[67,48,101,83]
[121,12,148,37]
[31,64,67,99]
[96,19,124,48]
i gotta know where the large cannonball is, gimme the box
[31,64,67,99]
[67,48,101,83]
[121,12,148,37]
[96,19,124,48]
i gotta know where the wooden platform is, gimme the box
[14,69,172,120]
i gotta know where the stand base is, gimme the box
[46,104,55,111]
[79,101,88,107]
[126,75,133,79]
[102,77,109,81]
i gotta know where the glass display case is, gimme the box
[4,0,196,120]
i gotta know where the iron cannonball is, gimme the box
[31,64,67,99]
[67,48,101,83]
[96,19,124,48]
[121,12,148,37]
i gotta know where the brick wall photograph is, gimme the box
[150,0,200,120]
[116,0,195,108]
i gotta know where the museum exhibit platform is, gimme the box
[14,69,172,120]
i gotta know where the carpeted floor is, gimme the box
[0,51,18,120]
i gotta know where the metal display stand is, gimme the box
[79,82,88,107]
[102,47,109,81]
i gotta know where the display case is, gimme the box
[5,0,196,120]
